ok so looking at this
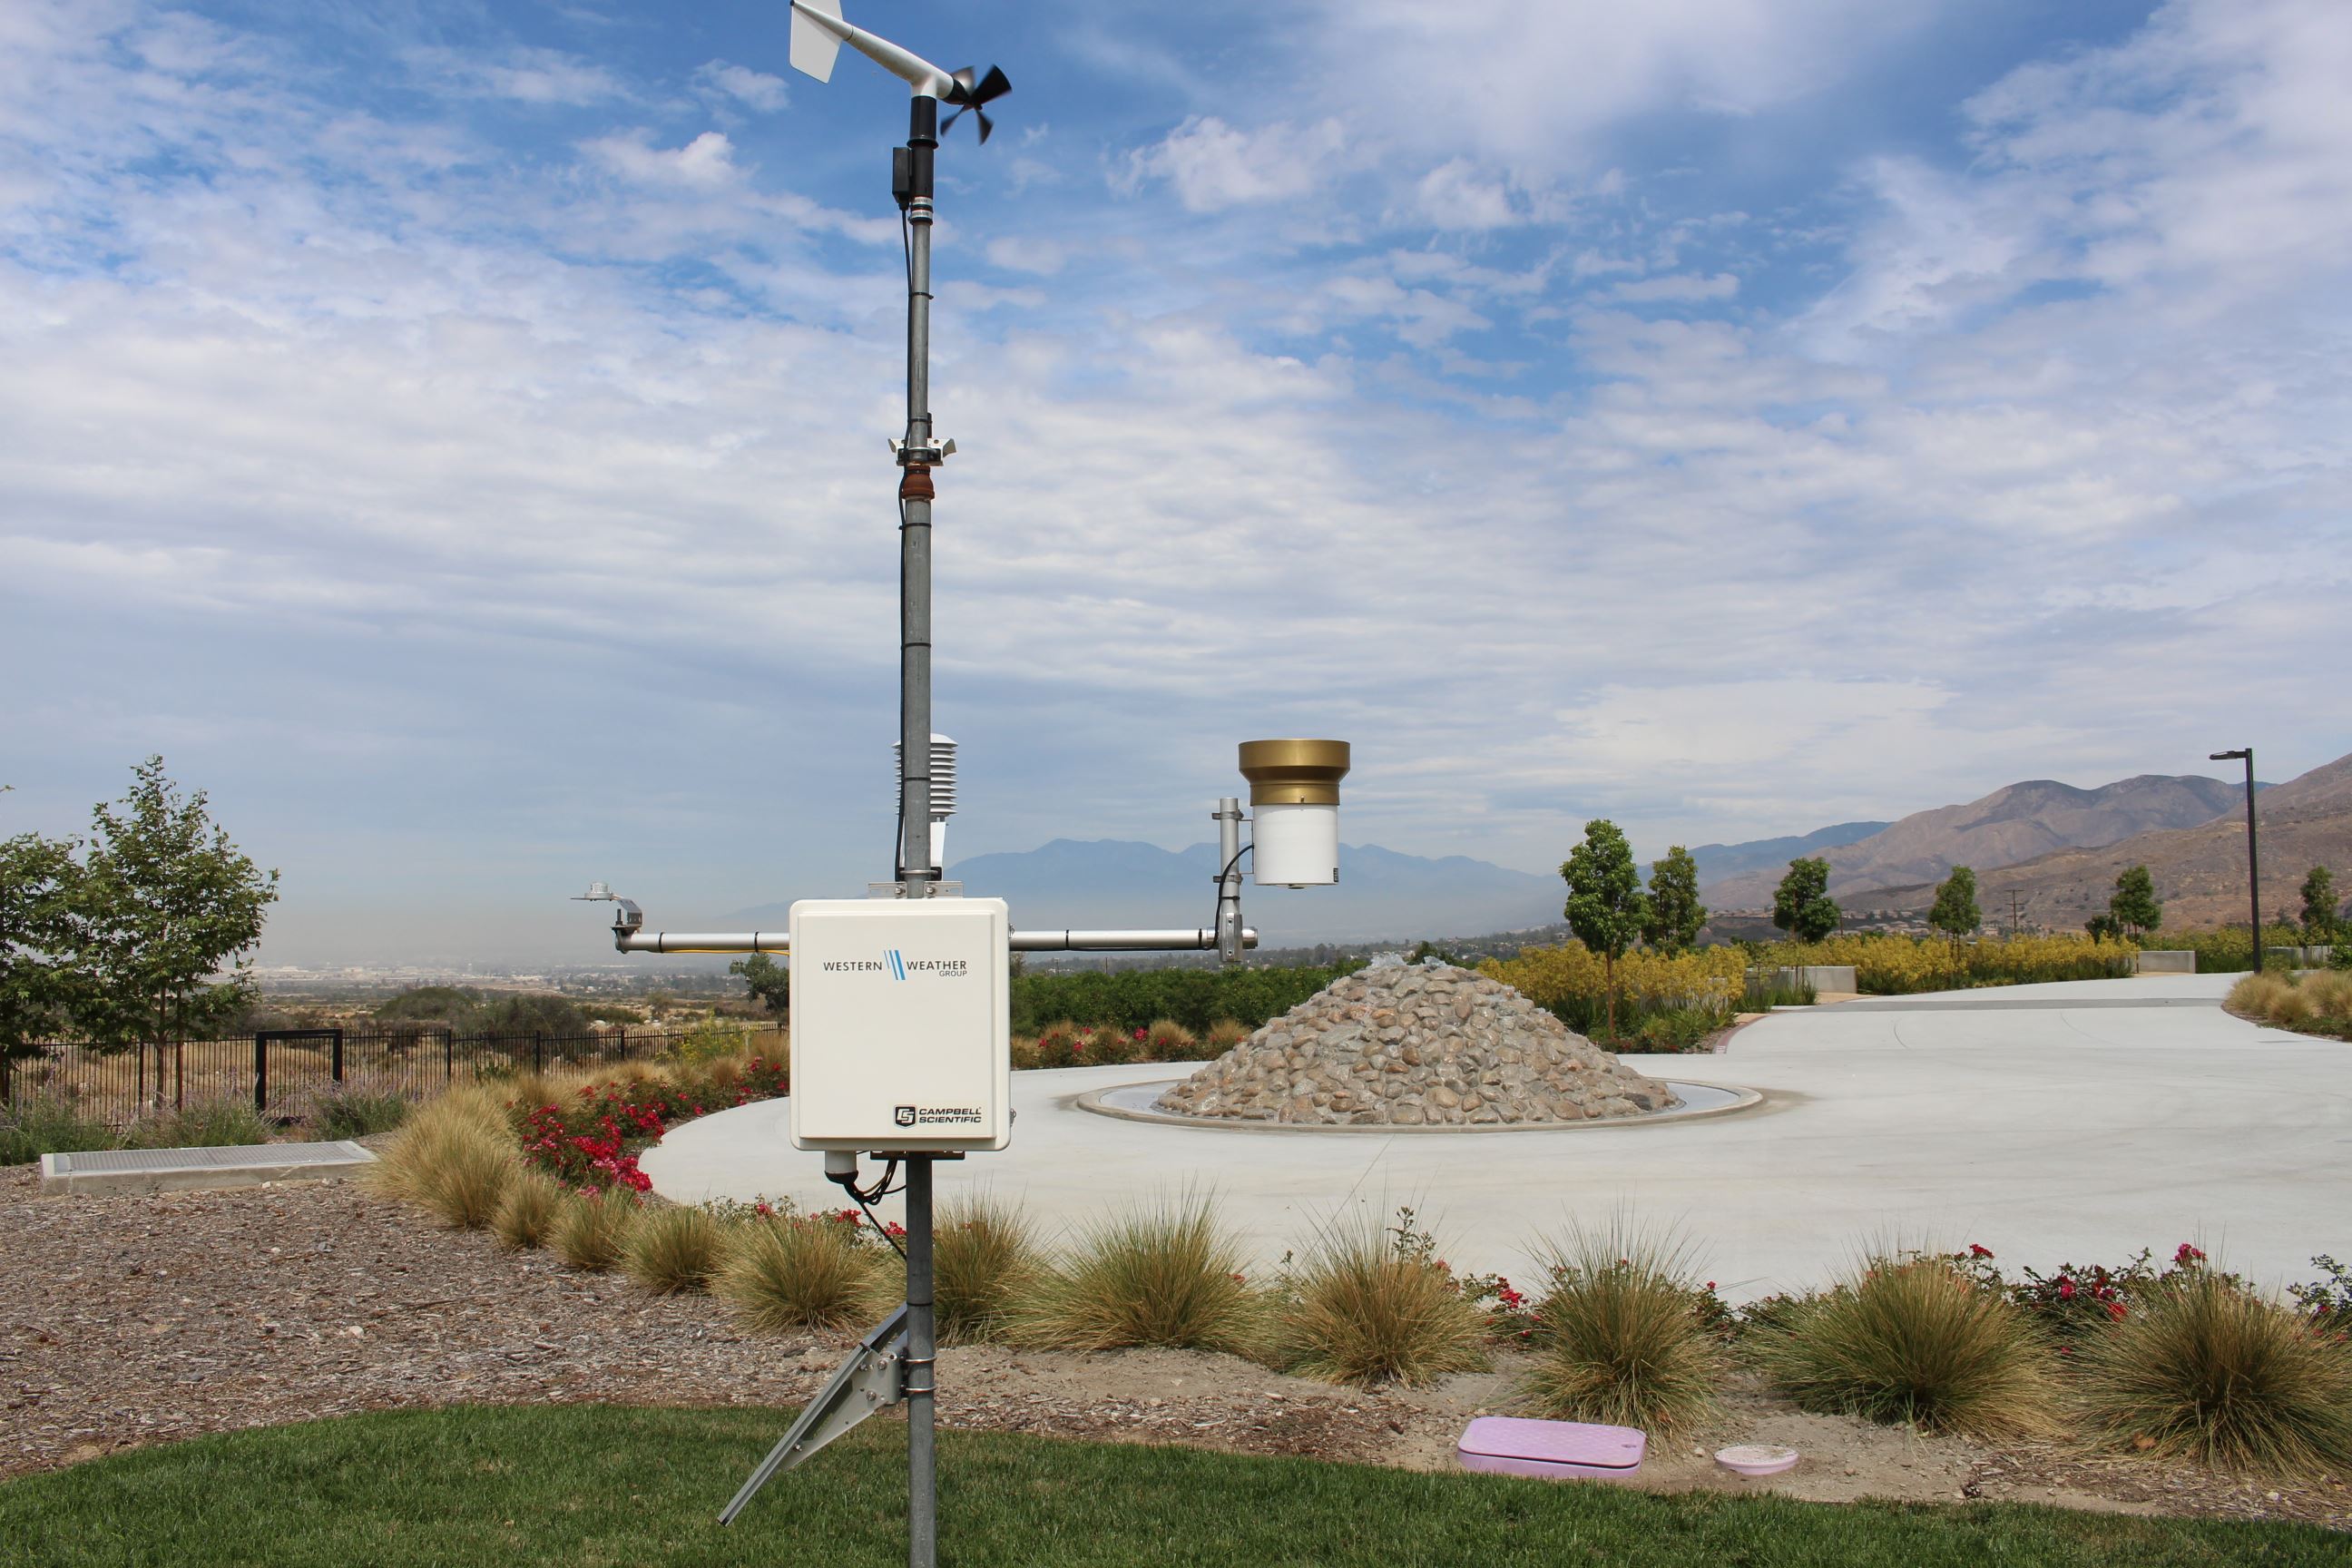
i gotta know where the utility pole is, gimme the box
[2210,749,2260,975]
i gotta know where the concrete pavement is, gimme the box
[642,973,2351,1299]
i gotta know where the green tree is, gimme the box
[2299,866,2339,942]
[730,953,789,1016]
[66,759,279,1095]
[1772,858,1841,945]
[2109,864,2162,939]
[1928,866,1980,976]
[2084,912,2122,941]
[1,826,83,1056]
[1641,846,1708,955]
[1560,819,1649,1037]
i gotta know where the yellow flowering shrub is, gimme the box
[1751,933,2137,995]
[1480,944,1746,1020]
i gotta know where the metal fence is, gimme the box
[1,1024,785,1129]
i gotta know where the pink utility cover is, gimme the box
[1457,1416,1647,1481]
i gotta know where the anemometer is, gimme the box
[573,6,1350,1563]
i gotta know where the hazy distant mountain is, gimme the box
[1686,823,1887,887]
[1705,774,2249,910]
[731,839,1564,946]
[1857,751,2350,929]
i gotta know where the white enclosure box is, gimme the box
[788,897,1011,1152]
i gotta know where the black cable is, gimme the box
[1208,842,1252,932]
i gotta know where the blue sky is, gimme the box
[4,0,2347,966]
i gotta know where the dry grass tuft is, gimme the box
[1143,1019,1200,1061]
[1754,1251,2054,1438]
[2075,1268,2352,1476]
[933,1192,1044,1345]
[622,1203,728,1295]
[713,1215,887,1334]
[492,1171,564,1250]
[1011,1192,1265,1357]
[1273,1214,1488,1387]
[550,1189,638,1271]
[1519,1220,1725,1435]
[1202,1019,1251,1054]
[371,1084,517,1230]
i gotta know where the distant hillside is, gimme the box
[1705,774,2247,910]
[1855,752,2352,929]
[730,839,1565,946]
[1687,822,1886,886]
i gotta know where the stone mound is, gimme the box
[1155,962,1678,1126]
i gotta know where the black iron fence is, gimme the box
[1,1024,784,1129]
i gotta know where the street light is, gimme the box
[2210,749,2260,975]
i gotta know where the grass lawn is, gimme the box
[0,1405,2341,1568]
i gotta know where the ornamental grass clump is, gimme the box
[714,1212,887,1334]
[311,1090,412,1141]
[551,1189,638,1271]
[2074,1266,2352,1476]
[1203,1019,1251,1054]
[1756,1251,2053,1438]
[492,1171,564,1250]
[1012,1193,1265,1357]
[933,1192,1044,1344]
[1143,1018,1200,1061]
[0,1100,120,1166]
[1272,1213,1487,1387]
[623,1202,728,1295]
[131,1100,272,1150]
[1518,1220,1725,1436]
[372,1085,517,1230]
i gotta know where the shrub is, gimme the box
[1030,1021,1084,1070]
[131,1100,272,1150]
[2289,1256,2352,1334]
[1011,1193,1265,1357]
[1754,1251,2054,1438]
[1482,945,1744,1041]
[666,1017,753,1067]
[311,1091,412,1141]
[1203,1019,1251,1054]
[714,1212,887,1334]
[1083,1024,1142,1066]
[933,1192,1043,1345]
[2230,971,2352,1039]
[622,1203,727,1294]
[1748,933,2138,995]
[0,1099,120,1166]
[1519,1220,1725,1435]
[492,1171,564,1250]
[371,1086,518,1229]
[1272,1213,1488,1387]
[551,1189,638,1271]
[1010,965,1351,1036]
[2075,1267,2352,1475]
[1142,1019,1199,1061]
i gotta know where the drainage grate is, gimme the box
[40,1140,376,1194]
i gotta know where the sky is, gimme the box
[3,0,2347,967]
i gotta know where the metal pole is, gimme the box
[1215,798,1245,966]
[2244,750,2262,975]
[905,1154,937,1568]
[898,94,938,899]
[253,1034,266,1116]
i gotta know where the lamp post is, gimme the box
[2210,749,2259,975]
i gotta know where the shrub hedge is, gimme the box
[1009,965,1356,1036]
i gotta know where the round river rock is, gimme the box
[1155,963,1677,1126]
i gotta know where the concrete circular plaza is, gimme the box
[643,974,2351,1298]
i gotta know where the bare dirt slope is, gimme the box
[1706,774,2246,911]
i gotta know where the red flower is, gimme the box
[1968,1244,1994,1259]
[2174,1243,2206,1266]
[2058,1279,2076,1301]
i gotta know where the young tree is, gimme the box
[1,827,83,1057]
[67,758,279,1094]
[2108,864,2162,939]
[2084,912,2123,941]
[2299,866,2339,942]
[1772,858,1841,945]
[1642,846,1708,955]
[1561,819,1649,1037]
[1928,866,1981,975]
[730,953,789,1016]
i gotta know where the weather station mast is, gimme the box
[574,5,1352,1564]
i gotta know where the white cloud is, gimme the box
[692,59,788,113]
[1122,116,1347,211]
[411,44,625,106]
[1607,272,1740,303]
[1411,160,1519,230]
[985,236,1066,275]
[584,130,741,190]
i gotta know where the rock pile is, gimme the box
[1155,962,1677,1126]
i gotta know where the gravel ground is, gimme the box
[3,1163,2347,1533]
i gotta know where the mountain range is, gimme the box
[1702,774,2252,911]
[724,752,2350,945]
